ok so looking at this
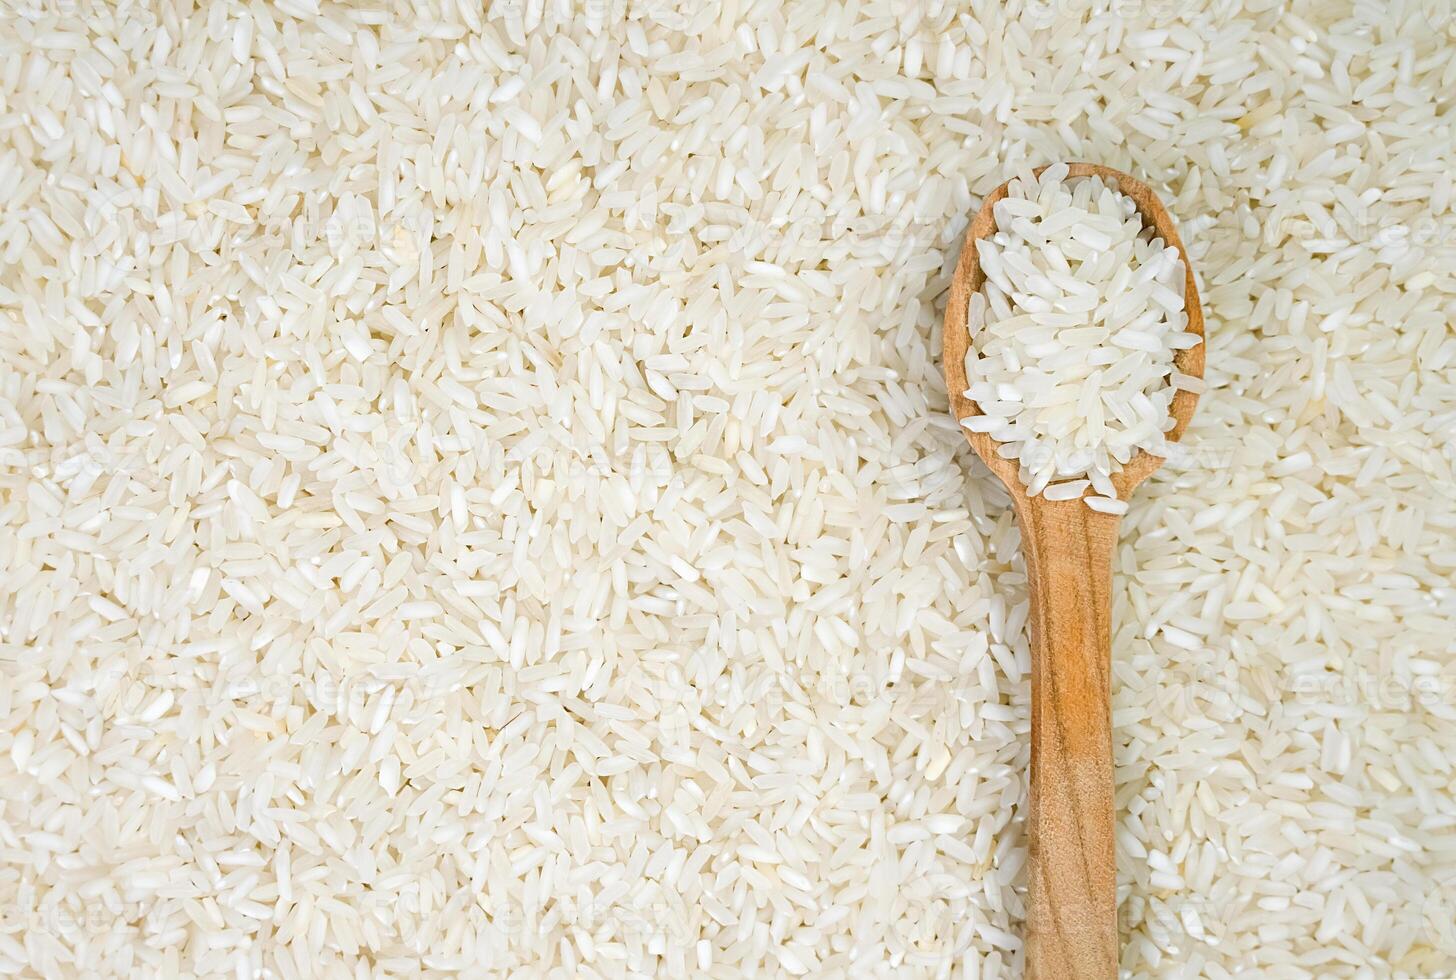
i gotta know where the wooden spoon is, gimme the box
[942,163,1204,979]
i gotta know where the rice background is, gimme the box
[1,0,1454,977]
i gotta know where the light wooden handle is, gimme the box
[1018,496,1119,980]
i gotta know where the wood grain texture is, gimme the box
[940,163,1204,980]
[1018,496,1119,979]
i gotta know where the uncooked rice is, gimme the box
[1,1,1454,978]
[962,165,1200,511]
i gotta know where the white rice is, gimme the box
[1,1,1453,978]
[963,165,1201,506]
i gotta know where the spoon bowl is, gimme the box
[945,162,1205,503]
[941,163,1205,980]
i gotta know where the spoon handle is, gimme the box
[1018,498,1120,980]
